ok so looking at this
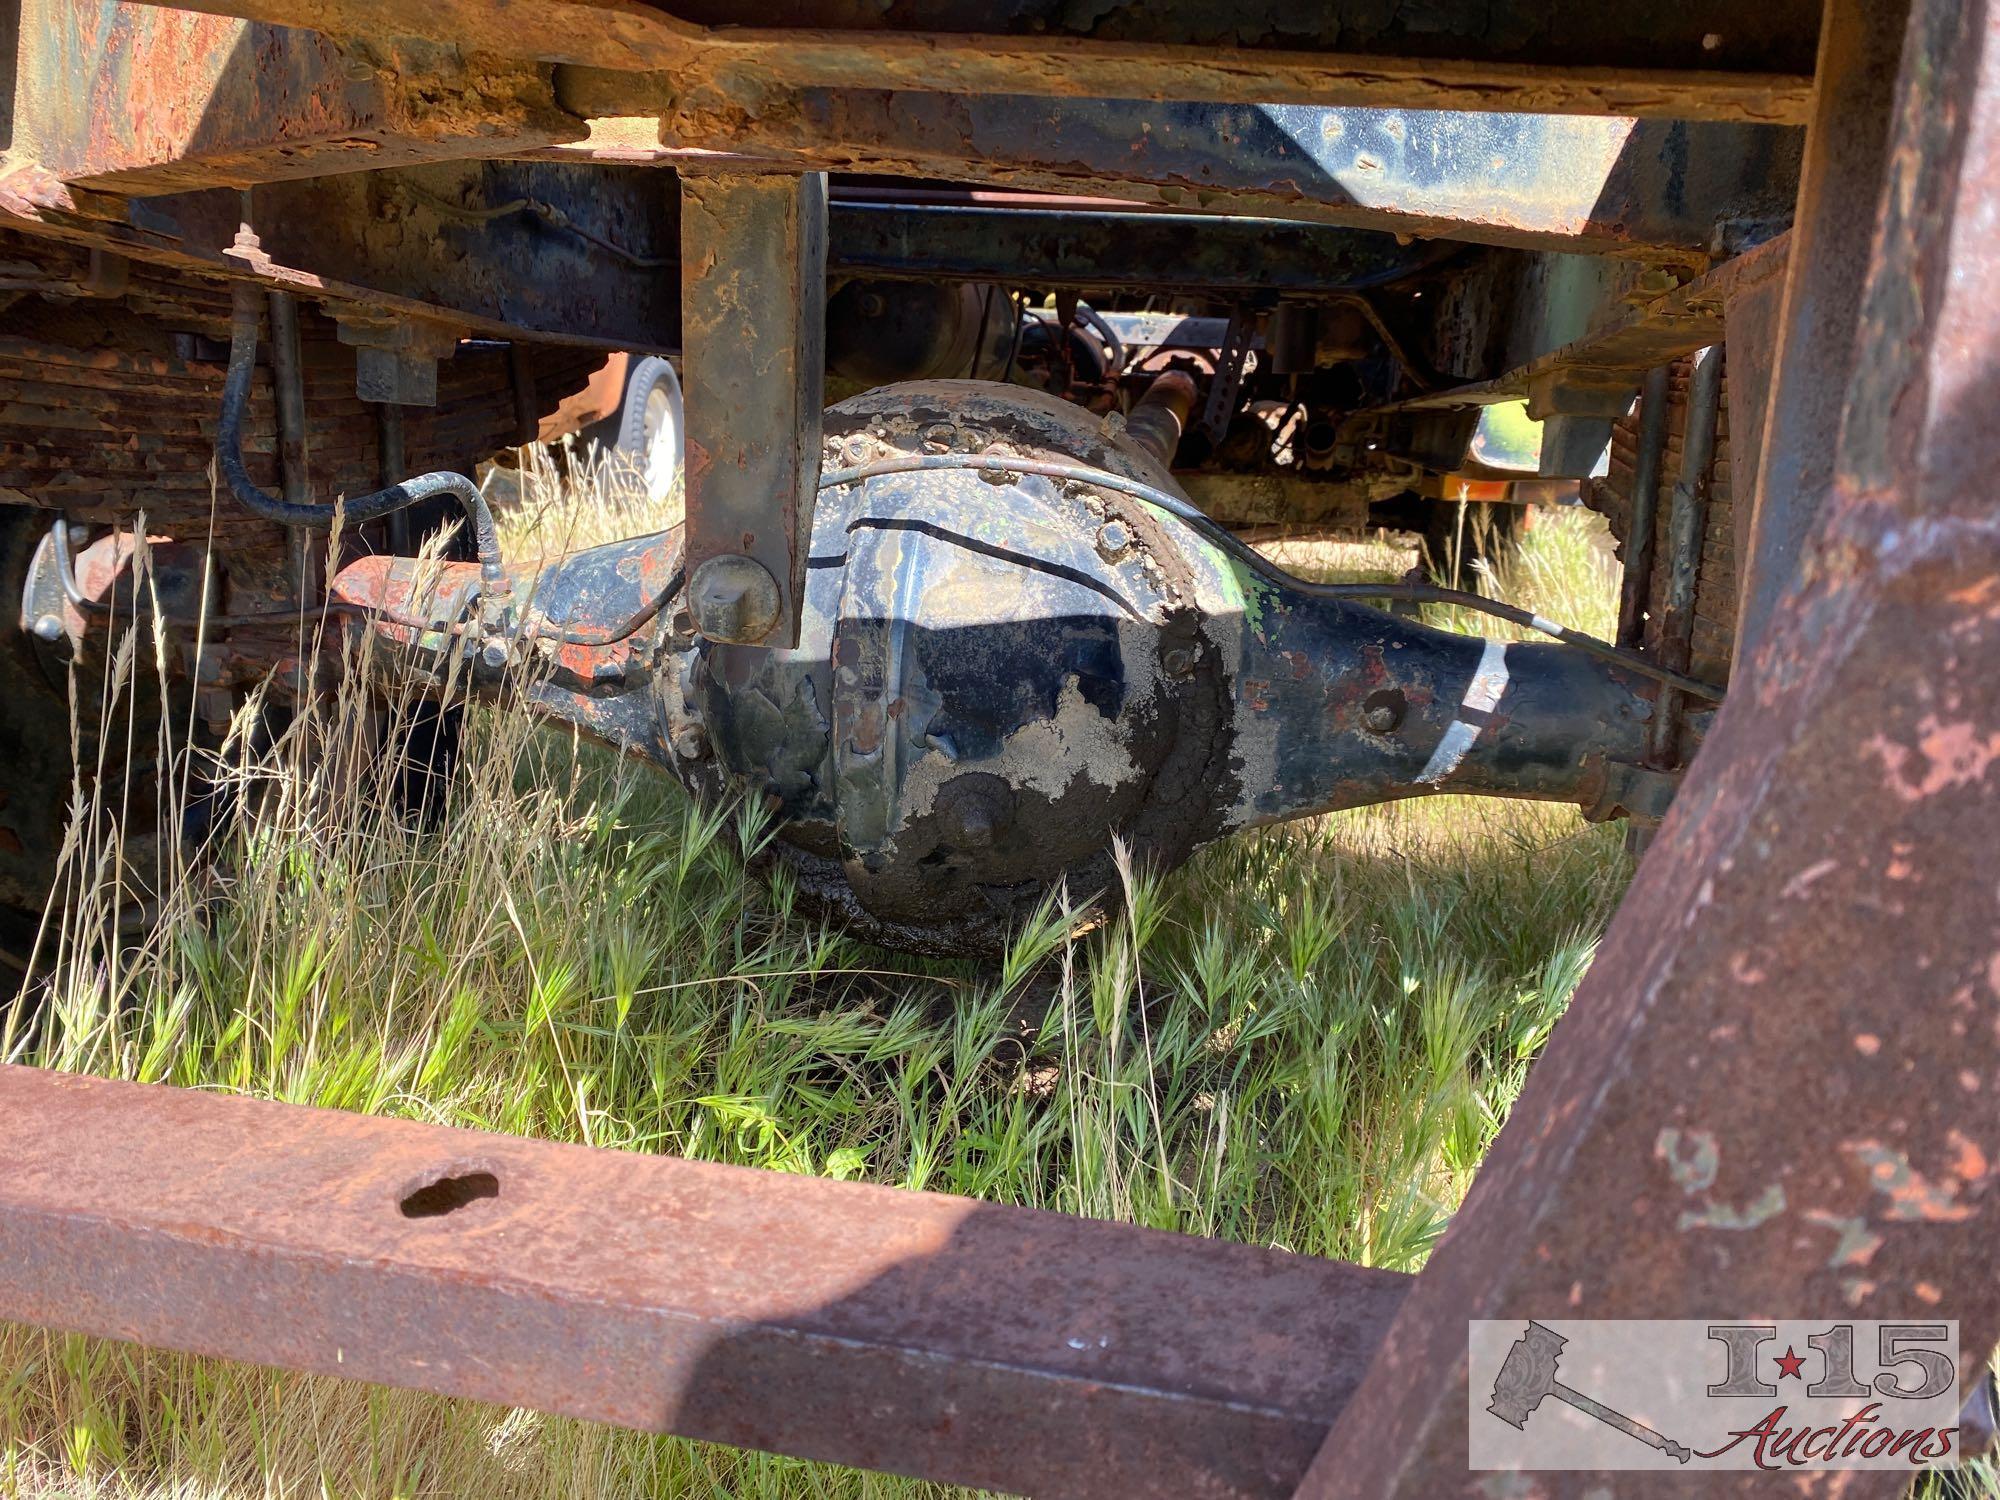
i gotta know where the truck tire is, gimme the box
[614,356,684,506]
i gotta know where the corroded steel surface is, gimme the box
[679,171,826,647]
[1736,0,1915,655]
[132,0,1819,121]
[825,204,1440,294]
[654,0,1822,83]
[1719,254,1786,577]
[658,95,1802,259]
[14,0,579,191]
[1295,0,2000,1493]
[0,1065,1408,1500]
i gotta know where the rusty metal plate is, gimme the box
[659,95,1802,259]
[679,170,826,647]
[1735,0,1914,655]
[132,0,1819,121]
[13,1,579,192]
[0,1066,1407,1498]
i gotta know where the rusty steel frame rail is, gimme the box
[7,3,584,191]
[1735,0,1916,656]
[112,0,1820,122]
[630,92,1803,261]
[0,1065,1407,1500]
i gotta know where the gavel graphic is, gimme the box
[1488,1321,1693,1464]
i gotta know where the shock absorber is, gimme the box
[331,378,1684,956]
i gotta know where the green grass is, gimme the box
[0,498,1634,1498]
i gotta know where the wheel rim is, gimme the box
[640,378,683,505]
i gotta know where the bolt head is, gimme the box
[479,639,510,672]
[32,614,64,643]
[1161,645,1194,677]
[689,554,782,644]
[1096,520,1132,561]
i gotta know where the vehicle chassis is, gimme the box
[2,2,1998,1497]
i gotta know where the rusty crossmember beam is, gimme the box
[0,171,1445,355]
[11,13,1805,265]
[631,93,1803,261]
[104,0,1819,121]
[821,203,1442,295]
[7,3,584,190]
[0,1065,1406,1500]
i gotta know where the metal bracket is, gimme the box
[678,171,828,647]
[1200,306,1252,446]
[333,311,464,406]
[1577,756,1679,827]
[1524,369,1638,479]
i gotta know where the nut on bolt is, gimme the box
[689,554,782,644]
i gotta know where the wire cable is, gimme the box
[402,182,673,270]
[817,451,1726,702]
[213,282,510,622]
